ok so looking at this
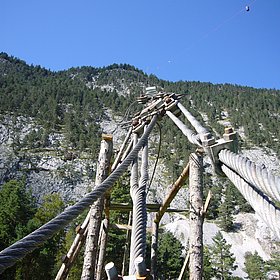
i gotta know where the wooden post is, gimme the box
[121,211,132,276]
[150,217,159,280]
[95,195,111,280]
[81,134,113,280]
[178,252,190,280]
[189,152,203,280]
[55,212,90,280]
[95,217,109,280]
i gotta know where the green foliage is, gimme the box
[0,179,36,279]
[244,251,266,279]
[157,231,183,280]
[106,173,131,273]
[218,184,235,232]
[265,251,280,278]
[203,245,215,279]
[0,181,66,280]
[0,179,36,250]
[203,173,222,220]
[15,193,66,280]
[209,231,237,279]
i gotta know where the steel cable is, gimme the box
[0,115,158,274]
[177,102,210,137]
[166,110,202,146]
[219,149,280,203]
[222,164,280,239]
[129,129,148,275]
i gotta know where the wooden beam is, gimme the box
[109,203,188,213]
[154,163,190,223]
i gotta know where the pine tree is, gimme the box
[209,231,237,279]
[16,193,66,280]
[203,245,215,279]
[265,251,280,279]
[157,231,183,280]
[244,251,266,279]
[0,179,36,279]
[218,184,235,232]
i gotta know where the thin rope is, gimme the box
[147,122,162,194]
[0,115,158,274]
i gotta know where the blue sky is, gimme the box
[2,0,280,89]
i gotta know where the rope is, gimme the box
[222,164,280,239]
[147,122,162,194]
[219,149,280,203]
[166,110,202,146]
[129,129,148,275]
[0,115,158,274]
[177,102,210,137]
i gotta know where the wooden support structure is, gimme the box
[55,212,90,280]
[95,196,111,280]
[150,215,159,280]
[178,252,190,280]
[81,134,113,280]
[95,218,109,280]
[188,152,203,280]
[122,211,132,276]
[154,163,190,223]
[109,203,188,213]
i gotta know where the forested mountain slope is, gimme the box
[1,52,280,279]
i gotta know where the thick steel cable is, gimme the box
[219,149,280,203]
[177,102,210,136]
[222,165,280,239]
[129,129,148,275]
[166,110,202,146]
[129,133,139,275]
[0,115,158,274]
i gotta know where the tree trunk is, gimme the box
[189,152,203,280]
[150,218,159,280]
[95,217,109,280]
[81,135,113,280]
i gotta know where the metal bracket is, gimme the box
[204,127,238,176]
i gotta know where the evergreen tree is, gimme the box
[157,231,183,280]
[16,193,66,280]
[265,251,280,279]
[244,251,266,280]
[106,173,131,273]
[218,184,235,232]
[0,179,36,279]
[203,245,215,279]
[209,231,237,279]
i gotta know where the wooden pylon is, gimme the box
[81,135,113,280]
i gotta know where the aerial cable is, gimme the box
[146,1,257,75]
[146,122,162,195]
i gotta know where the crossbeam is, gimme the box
[109,203,188,213]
